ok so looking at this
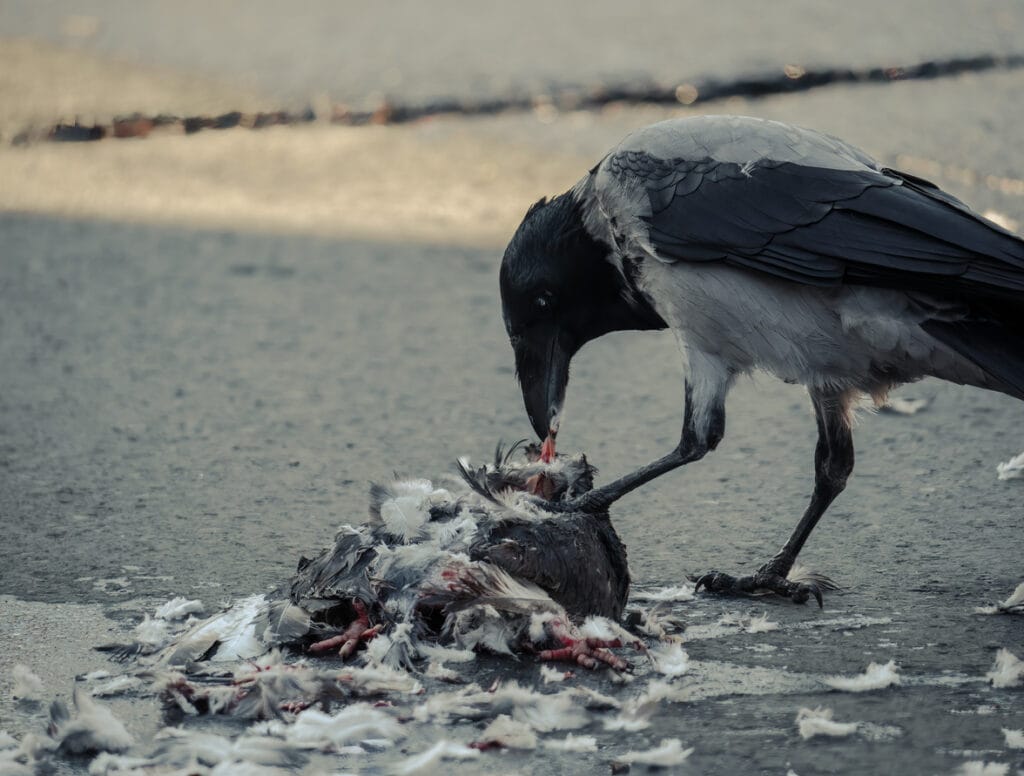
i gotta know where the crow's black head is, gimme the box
[499,192,666,440]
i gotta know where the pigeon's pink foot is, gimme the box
[308,599,381,658]
[539,635,629,671]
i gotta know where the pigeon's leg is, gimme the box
[308,599,381,658]
[539,636,630,671]
[538,620,632,671]
[695,389,853,606]
[542,374,729,514]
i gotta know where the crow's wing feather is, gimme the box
[595,116,1024,300]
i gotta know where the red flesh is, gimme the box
[539,433,556,463]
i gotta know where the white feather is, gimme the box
[999,582,1024,610]
[823,660,900,692]
[88,753,153,774]
[416,644,476,664]
[746,613,779,633]
[165,594,269,663]
[956,763,1009,776]
[489,682,589,732]
[880,396,930,415]
[132,615,172,648]
[796,707,859,740]
[539,665,568,684]
[50,688,134,754]
[379,496,430,543]
[89,676,144,697]
[1002,729,1024,749]
[411,685,491,724]
[11,665,44,701]
[578,616,633,643]
[602,705,653,732]
[647,641,689,677]
[476,715,537,750]
[619,738,693,766]
[394,740,480,775]
[996,451,1024,480]
[424,662,460,682]
[986,649,1024,688]
[630,584,695,602]
[337,664,422,695]
[286,704,403,750]
[154,597,205,621]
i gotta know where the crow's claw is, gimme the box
[693,569,824,607]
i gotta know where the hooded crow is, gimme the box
[500,115,1024,605]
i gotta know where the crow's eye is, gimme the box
[534,292,554,311]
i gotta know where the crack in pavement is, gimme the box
[16,51,1024,145]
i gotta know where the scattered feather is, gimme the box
[824,660,900,692]
[11,665,44,701]
[151,727,305,770]
[996,451,1024,481]
[286,704,403,751]
[48,687,133,755]
[976,582,1024,615]
[996,583,1024,612]
[154,597,205,621]
[603,704,654,732]
[647,641,689,677]
[796,707,859,740]
[635,679,690,706]
[379,495,431,544]
[955,762,1009,776]
[488,682,589,732]
[573,685,621,710]
[986,649,1024,688]
[476,715,537,750]
[578,616,634,643]
[417,644,476,663]
[745,613,779,634]
[424,661,461,682]
[631,605,685,639]
[619,738,693,766]
[539,665,569,684]
[133,615,172,648]
[87,752,154,774]
[1002,729,1024,749]
[543,733,598,752]
[630,584,695,602]
[394,740,480,774]
[89,676,144,697]
[880,396,930,415]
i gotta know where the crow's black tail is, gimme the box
[923,300,1024,400]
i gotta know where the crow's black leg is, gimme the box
[695,390,854,606]
[542,381,727,513]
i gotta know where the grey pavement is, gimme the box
[1,4,1023,775]
[3,1,1024,105]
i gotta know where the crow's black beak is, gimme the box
[513,327,574,441]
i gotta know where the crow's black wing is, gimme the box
[598,117,1024,301]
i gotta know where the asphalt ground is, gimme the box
[1,6,1023,774]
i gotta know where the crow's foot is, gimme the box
[308,599,381,658]
[693,568,826,607]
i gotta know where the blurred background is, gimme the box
[2,5,1024,771]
